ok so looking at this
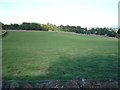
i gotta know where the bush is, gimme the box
[116,34,120,39]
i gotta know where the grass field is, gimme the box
[2,31,118,80]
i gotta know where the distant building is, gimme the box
[87,27,92,30]
[109,28,118,32]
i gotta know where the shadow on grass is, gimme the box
[3,54,118,80]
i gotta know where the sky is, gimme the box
[0,0,119,27]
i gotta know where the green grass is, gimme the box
[2,31,118,80]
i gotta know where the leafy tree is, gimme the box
[21,22,42,30]
[1,22,117,37]
[117,28,120,34]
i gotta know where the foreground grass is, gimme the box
[2,31,118,80]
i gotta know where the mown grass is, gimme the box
[2,31,118,80]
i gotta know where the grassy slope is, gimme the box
[2,31,118,80]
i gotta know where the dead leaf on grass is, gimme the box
[22,62,30,65]
[36,68,45,71]
[11,69,18,72]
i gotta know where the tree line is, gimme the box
[1,22,119,38]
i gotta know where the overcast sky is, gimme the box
[0,0,119,27]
